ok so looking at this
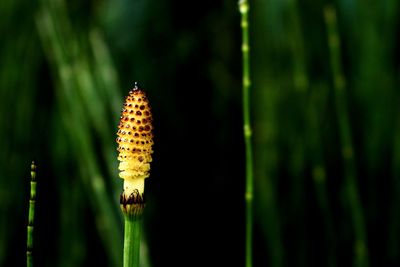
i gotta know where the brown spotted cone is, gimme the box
[116,84,153,192]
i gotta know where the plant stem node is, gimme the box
[120,189,145,217]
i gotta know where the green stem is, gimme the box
[27,161,37,267]
[324,6,368,267]
[36,3,124,265]
[239,1,253,267]
[121,192,145,267]
[123,215,143,267]
[307,84,337,267]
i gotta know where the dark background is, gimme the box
[1,0,400,266]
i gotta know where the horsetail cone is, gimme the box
[117,84,154,202]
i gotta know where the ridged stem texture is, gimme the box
[239,1,254,267]
[27,161,37,267]
[120,192,145,267]
[123,214,143,267]
[324,6,369,267]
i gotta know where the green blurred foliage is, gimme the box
[0,0,400,266]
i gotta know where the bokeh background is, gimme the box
[1,0,400,266]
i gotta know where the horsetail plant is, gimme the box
[116,83,154,267]
[324,6,369,267]
[26,161,37,267]
[239,1,254,267]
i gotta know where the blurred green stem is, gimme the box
[239,1,253,267]
[307,85,337,267]
[27,161,37,267]
[324,6,368,267]
[36,2,123,265]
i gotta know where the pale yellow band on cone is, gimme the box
[124,178,145,195]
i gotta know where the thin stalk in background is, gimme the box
[307,84,337,267]
[27,161,37,267]
[287,1,309,265]
[0,2,40,264]
[288,1,336,265]
[239,1,254,267]
[324,6,369,267]
[36,2,123,265]
[251,1,284,266]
